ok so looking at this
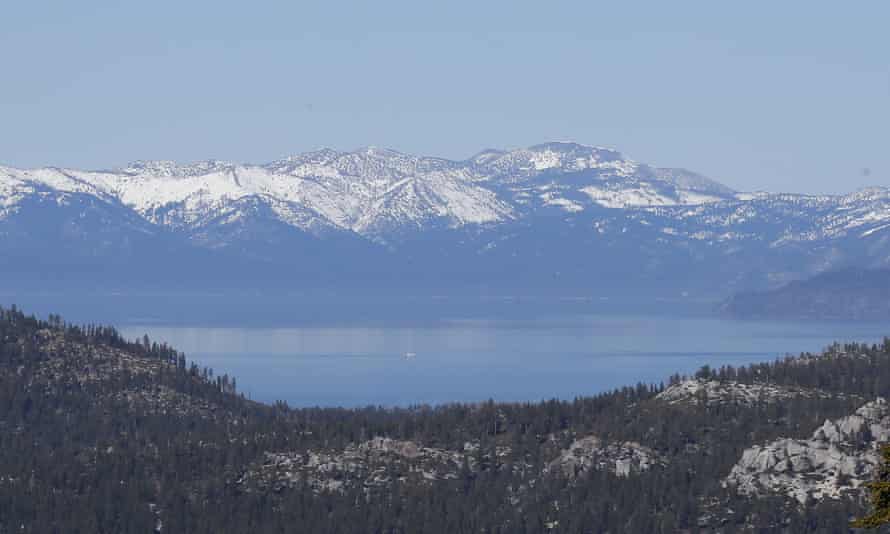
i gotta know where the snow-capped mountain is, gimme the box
[2,142,890,296]
[0,143,732,239]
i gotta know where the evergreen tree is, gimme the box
[852,444,890,529]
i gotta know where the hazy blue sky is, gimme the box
[1,1,887,194]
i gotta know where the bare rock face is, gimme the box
[242,431,665,496]
[546,436,662,478]
[239,438,468,494]
[656,379,835,407]
[725,398,890,504]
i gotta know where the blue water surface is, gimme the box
[120,314,890,407]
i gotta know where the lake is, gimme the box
[118,314,890,407]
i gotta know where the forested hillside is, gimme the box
[2,306,890,532]
[722,268,890,320]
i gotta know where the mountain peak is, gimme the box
[123,160,178,174]
[527,141,621,157]
[121,159,234,177]
[282,148,342,162]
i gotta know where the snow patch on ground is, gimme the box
[580,185,678,208]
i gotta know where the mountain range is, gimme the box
[3,142,890,298]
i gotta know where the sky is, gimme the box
[1,1,888,194]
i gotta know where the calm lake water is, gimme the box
[119,315,890,407]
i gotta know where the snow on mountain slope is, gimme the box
[627,189,890,248]
[471,142,631,180]
[0,143,732,240]
[8,143,890,293]
[5,142,890,258]
[472,143,735,211]
[653,168,735,197]
[578,183,721,209]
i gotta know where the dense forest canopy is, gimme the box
[1,305,889,532]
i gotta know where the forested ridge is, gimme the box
[722,268,890,320]
[1,305,889,533]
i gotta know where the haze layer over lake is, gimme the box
[8,294,886,407]
[122,314,889,407]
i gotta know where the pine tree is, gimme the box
[852,444,890,528]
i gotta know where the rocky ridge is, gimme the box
[240,437,469,494]
[239,431,665,496]
[656,378,839,407]
[545,435,662,478]
[725,398,890,504]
